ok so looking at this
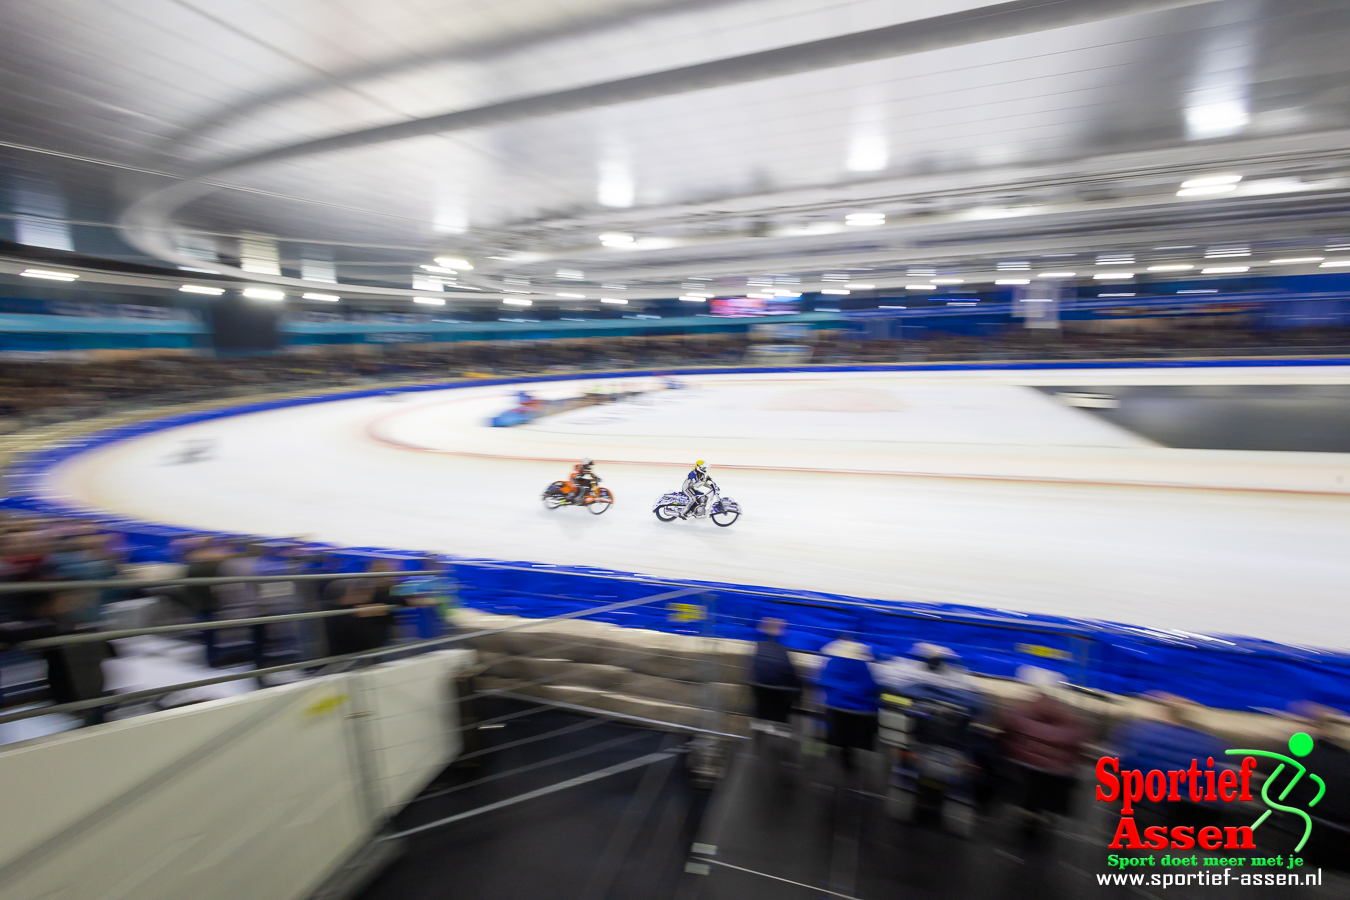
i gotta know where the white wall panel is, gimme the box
[357,649,471,814]
[0,651,474,900]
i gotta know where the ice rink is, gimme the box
[48,367,1350,650]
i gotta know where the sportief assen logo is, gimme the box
[1096,733,1326,853]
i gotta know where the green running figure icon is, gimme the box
[1225,732,1326,853]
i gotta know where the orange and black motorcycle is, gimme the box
[542,467,613,514]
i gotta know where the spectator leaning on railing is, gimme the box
[815,633,881,772]
[1000,666,1089,829]
[749,617,801,729]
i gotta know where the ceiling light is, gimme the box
[844,283,876,290]
[599,233,634,245]
[1270,257,1324,264]
[995,278,1030,285]
[878,305,907,309]
[1177,185,1237,197]
[556,292,586,299]
[844,213,885,226]
[420,265,460,275]
[556,269,584,280]
[1095,254,1134,265]
[242,288,285,301]
[996,261,1030,270]
[821,289,851,295]
[682,292,712,299]
[929,277,964,285]
[434,257,472,270]
[180,284,225,295]
[906,268,936,276]
[904,284,937,291]
[177,265,220,274]
[301,292,340,301]
[1205,246,1250,258]
[1180,174,1242,189]
[680,296,707,303]
[1201,266,1249,274]
[744,292,774,299]
[600,283,627,290]
[1177,289,1218,294]
[413,296,446,306]
[1098,292,1136,298]
[1147,264,1194,272]
[773,290,802,298]
[1093,272,1134,279]
[1037,272,1077,279]
[19,268,79,281]
[503,298,532,307]
[1319,260,1350,267]
[600,297,628,304]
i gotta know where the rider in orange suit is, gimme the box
[567,459,598,503]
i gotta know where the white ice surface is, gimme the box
[49,369,1350,650]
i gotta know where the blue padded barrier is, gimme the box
[5,361,1350,714]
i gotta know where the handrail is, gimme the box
[4,553,1320,663]
[0,569,438,594]
[15,605,398,649]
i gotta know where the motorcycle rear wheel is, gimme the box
[543,481,567,509]
[655,504,680,522]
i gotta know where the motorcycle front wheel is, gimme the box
[710,507,739,527]
[588,487,613,514]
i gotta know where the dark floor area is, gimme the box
[359,708,1349,900]
[1039,384,1350,452]
[359,700,709,900]
[678,736,1348,900]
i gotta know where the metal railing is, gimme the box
[0,581,706,727]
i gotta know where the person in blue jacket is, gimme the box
[816,634,881,770]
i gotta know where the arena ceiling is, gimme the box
[3,0,1350,306]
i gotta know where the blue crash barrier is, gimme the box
[4,362,1350,715]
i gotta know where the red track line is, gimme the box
[357,379,1350,498]
[362,426,1350,500]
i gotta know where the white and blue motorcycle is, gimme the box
[653,480,741,527]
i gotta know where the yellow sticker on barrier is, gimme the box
[303,693,349,718]
[668,602,706,623]
[1016,643,1073,661]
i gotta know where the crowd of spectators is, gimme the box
[748,622,1350,869]
[0,511,455,727]
[3,324,1349,427]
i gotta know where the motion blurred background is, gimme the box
[2,1,1350,898]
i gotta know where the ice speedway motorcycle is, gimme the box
[542,477,614,514]
[652,482,741,526]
